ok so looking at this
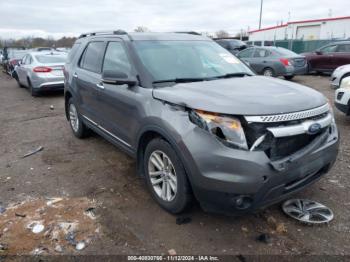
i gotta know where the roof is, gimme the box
[249,16,350,34]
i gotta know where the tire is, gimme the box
[28,79,39,97]
[262,68,275,77]
[144,138,192,214]
[67,98,90,138]
[284,75,294,80]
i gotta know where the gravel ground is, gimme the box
[0,72,349,257]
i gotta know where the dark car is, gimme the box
[215,38,247,54]
[64,31,338,215]
[302,41,350,73]
[236,46,307,80]
[3,49,28,75]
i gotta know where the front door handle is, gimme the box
[73,73,78,78]
[96,83,105,89]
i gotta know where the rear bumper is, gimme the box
[181,122,339,215]
[38,81,65,90]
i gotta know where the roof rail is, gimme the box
[174,31,201,36]
[78,30,128,38]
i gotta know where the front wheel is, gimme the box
[144,138,192,214]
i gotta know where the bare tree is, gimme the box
[215,30,230,38]
[134,26,150,32]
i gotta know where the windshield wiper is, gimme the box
[153,77,207,84]
[215,72,253,79]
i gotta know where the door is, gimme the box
[74,41,106,122]
[313,44,337,71]
[250,48,272,74]
[17,55,31,85]
[97,41,138,147]
[333,44,350,69]
[236,48,255,69]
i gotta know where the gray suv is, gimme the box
[64,31,339,215]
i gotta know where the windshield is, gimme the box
[35,54,66,63]
[133,40,253,82]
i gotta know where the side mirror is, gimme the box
[315,50,323,55]
[102,70,137,86]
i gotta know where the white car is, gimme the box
[331,64,350,88]
[335,76,350,115]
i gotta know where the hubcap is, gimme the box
[263,69,273,77]
[69,104,79,132]
[282,199,334,224]
[148,150,177,202]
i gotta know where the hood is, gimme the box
[153,76,327,115]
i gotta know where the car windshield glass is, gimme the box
[35,55,66,63]
[133,40,253,83]
[273,47,297,56]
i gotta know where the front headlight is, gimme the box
[340,77,350,90]
[189,109,248,150]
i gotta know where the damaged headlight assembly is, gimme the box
[189,110,248,150]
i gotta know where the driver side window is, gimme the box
[321,45,337,53]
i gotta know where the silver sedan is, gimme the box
[14,51,67,96]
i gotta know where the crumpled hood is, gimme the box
[153,76,327,115]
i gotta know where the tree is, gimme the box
[215,30,230,38]
[134,26,150,32]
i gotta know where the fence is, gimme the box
[246,39,346,53]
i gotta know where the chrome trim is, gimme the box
[245,104,329,123]
[82,115,131,147]
[267,113,332,138]
[39,81,64,87]
[250,134,267,151]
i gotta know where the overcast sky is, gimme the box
[0,0,348,39]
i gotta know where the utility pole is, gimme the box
[259,0,263,29]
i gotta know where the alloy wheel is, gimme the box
[148,150,177,202]
[282,199,334,224]
[69,103,79,132]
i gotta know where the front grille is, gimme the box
[243,107,331,160]
[245,104,329,123]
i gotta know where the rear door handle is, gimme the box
[73,73,78,78]
[96,83,105,89]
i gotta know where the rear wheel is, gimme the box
[68,98,89,138]
[28,79,39,97]
[144,138,192,214]
[262,68,275,77]
[284,75,294,80]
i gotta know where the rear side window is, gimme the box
[66,43,81,64]
[253,49,270,58]
[80,42,106,73]
[102,42,131,73]
[337,44,350,52]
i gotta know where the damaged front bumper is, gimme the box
[180,110,339,215]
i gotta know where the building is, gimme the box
[248,16,350,42]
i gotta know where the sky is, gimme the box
[0,0,349,39]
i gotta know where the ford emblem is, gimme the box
[308,123,322,135]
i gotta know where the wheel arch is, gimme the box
[135,126,194,190]
[64,91,73,120]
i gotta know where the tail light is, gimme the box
[280,58,291,67]
[33,66,52,73]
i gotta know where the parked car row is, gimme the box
[215,39,350,81]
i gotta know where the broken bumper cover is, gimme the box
[181,124,339,215]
